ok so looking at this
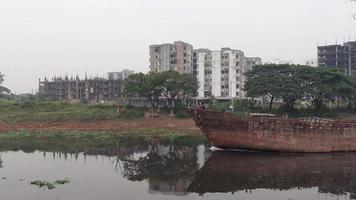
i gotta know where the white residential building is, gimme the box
[194,48,249,99]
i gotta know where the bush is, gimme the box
[121,106,145,119]
[175,110,190,119]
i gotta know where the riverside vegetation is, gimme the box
[0,99,191,124]
[209,64,356,119]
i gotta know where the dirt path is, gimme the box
[0,117,201,134]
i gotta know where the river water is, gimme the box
[0,136,355,200]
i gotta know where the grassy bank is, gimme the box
[0,99,191,123]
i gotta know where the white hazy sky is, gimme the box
[0,0,356,93]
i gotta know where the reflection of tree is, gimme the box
[0,158,2,168]
[118,142,199,182]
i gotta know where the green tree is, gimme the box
[301,68,351,110]
[0,73,11,98]
[126,71,198,114]
[245,64,282,110]
[125,73,163,112]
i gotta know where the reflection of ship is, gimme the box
[188,151,356,198]
[189,108,356,152]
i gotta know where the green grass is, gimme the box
[0,100,146,123]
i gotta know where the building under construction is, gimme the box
[39,71,133,103]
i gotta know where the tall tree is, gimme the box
[125,73,162,112]
[0,73,11,98]
[245,65,282,110]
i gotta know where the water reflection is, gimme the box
[189,151,356,199]
[2,135,356,199]
[0,136,208,198]
[118,143,201,195]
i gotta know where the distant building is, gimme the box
[38,71,134,102]
[149,41,194,74]
[317,41,356,75]
[107,69,134,80]
[194,48,260,99]
[304,59,318,67]
[246,57,262,71]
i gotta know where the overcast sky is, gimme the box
[0,0,356,93]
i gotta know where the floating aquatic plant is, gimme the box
[30,178,71,190]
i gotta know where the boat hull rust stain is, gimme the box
[188,108,356,153]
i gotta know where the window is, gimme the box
[204,91,212,98]
[236,62,240,67]
[236,92,239,96]
[204,70,212,75]
[236,69,239,73]
[236,55,239,59]
[222,61,229,67]
[221,69,229,74]
[236,84,240,88]
[221,53,229,60]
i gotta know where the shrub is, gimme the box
[175,110,190,119]
[121,106,145,119]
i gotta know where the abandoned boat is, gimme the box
[188,108,356,153]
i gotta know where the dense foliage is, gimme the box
[125,71,198,112]
[245,64,356,111]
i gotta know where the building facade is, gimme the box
[194,48,251,99]
[39,70,133,102]
[304,59,318,67]
[246,57,263,72]
[39,77,124,102]
[149,41,194,74]
[107,69,134,80]
[318,41,356,75]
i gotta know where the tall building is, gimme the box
[317,41,356,75]
[149,41,194,74]
[194,48,257,99]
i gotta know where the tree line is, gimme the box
[125,70,198,113]
[245,64,356,111]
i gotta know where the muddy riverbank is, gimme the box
[0,117,201,135]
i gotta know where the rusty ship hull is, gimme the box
[189,109,356,153]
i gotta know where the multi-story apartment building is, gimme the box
[194,48,250,98]
[149,41,194,74]
[318,41,356,75]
